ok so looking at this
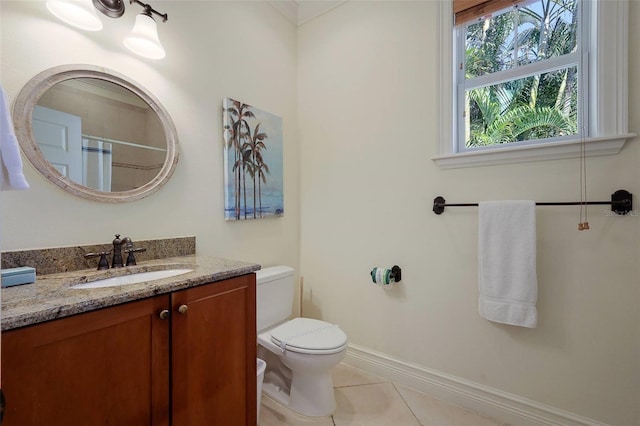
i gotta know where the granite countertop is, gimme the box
[1,255,261,331]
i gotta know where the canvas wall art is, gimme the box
[223,97,284,220]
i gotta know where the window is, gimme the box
[433,0,633,169]
[458,0,582,151]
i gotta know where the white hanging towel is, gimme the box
[0,85,29,190]
[478,200,537,328]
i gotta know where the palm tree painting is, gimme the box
[223,97,284,220]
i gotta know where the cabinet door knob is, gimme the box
[159,309,170,320]
[177,304,188,315]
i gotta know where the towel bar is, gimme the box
[433,189,632,215]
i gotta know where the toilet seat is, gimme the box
[269,318,347,355]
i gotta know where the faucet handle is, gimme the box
[84,252,110,270]
[124,246,146,266]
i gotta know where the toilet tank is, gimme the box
[256,266,295,333]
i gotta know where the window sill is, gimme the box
[431,134,636,169]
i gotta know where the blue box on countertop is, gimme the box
[1,267,36,288]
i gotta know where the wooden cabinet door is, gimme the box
[2,296,171,426]
[171,275,256,426]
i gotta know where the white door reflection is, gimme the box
[32,105,82,183]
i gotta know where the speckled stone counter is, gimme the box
[1,236,196,275]
[1,255,260,331]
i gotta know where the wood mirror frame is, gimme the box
[13,64,179,203]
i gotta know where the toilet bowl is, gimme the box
[256,267,348,417]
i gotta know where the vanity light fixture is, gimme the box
[46,0,104,31]
[123,0,168,60]
[46,0,168,59]
[92,0,125,18]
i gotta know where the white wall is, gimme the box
[298,2,639,425]
[0,1,300,273]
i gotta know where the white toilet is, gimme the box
[256,266,348,417]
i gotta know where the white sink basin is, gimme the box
[70,268,194,289]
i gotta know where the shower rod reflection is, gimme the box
[432,189,633,215]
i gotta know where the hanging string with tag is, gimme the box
[578,90,589,230]
[576,9,589,231]
[578,3,590,231]
[578,130,589,230]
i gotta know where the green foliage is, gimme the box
[469,103,576,146]
[463,0,579,148]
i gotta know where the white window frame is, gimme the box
[432,0,634,169]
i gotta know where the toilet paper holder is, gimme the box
[370,265,402,286]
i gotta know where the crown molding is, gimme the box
[267,0,347,26]
[267,0,298,25]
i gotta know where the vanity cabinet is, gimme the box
[2,295,170,425]
[1,274,256,426]
[171,275,257,426]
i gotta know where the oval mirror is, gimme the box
[13,64,179,202]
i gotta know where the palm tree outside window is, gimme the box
[456,0,584,152]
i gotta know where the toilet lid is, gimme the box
[270,318,347,355]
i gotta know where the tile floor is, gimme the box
[259,363,509,426]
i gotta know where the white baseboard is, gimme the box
[343,344,610,426]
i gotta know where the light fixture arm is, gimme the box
[130,0,167,22]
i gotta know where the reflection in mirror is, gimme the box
[13,65,179,203]
[34,78,167,192]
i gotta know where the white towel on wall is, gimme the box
[478,200,537,328]
[0,85,29,190]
